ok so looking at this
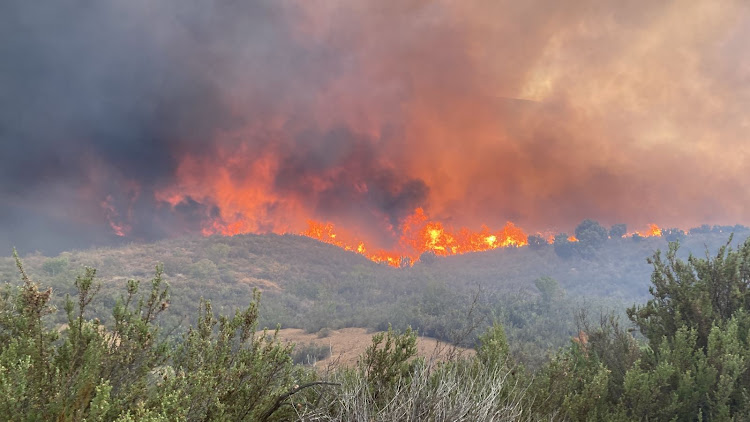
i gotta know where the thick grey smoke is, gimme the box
[1,0,749,253]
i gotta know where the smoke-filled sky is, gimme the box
[1,0,749,253]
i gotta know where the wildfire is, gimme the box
[302,207,528,267]
[644,224,662,237]
[626,224,663,238]
[302,221,404,266]
[101,195,131,237]
[149,172,669,266]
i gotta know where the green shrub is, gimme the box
[0,251,313,421]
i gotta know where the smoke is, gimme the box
[1,0,749,253]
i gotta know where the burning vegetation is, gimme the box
[2,0,748,258]
[302,207,528,267]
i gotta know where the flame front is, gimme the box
[303,207,528,267]
[625,224,663,238]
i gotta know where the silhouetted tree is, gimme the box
[534,276,561,303]
[689,224,711,235]
[575,219,608,247]
[608,224,627,239]
[527,234,547,250]
[418,251,436,265]
[661,227,685,242]
[553,234,575,259]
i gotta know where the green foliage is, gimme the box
[41,255,69,276]
[187,258,219,280]
[621,238,750,419]
[206,243,231,262]
[476,322,510,370]
[359,325,419,401]
[13,228,739,370]
[628,237,750,352]
[151,291,310,421]
[533,315,634,421]
[0,253,310,421]
[535,237,750,420]
[534,276,561,303]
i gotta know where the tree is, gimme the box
[534,276,561,303]
[553,234,575,259]
[661,227,685,242]
[527,234,547,250]
[609,224,627,239]
[575,219,608,247]
[41,255,69,276]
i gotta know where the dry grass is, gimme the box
[275,327,475,369]
[294,359,536,422]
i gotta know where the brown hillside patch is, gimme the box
[240,276,281,292]
[270,327,474,370]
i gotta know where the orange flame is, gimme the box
[101,195,131,237]
[644,224,662,237]
[624,223,663,238]
[302,207,527,266]
[302,220,404,266]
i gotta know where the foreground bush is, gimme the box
[7,235,749,421]
[535,237,750,420]
[0,250,533,422]
[0,250,309,421]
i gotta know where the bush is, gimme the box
[187,258,219,280]
[0,251,312,421]
[535,236,750,420]
[41,255,69,276]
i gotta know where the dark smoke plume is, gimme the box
[1,0,749,253]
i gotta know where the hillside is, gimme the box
[2,229,748,367]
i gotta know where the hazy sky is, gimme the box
[1,0,749,253]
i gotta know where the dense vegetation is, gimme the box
[3,223,745,371]
[3,232,750,420]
